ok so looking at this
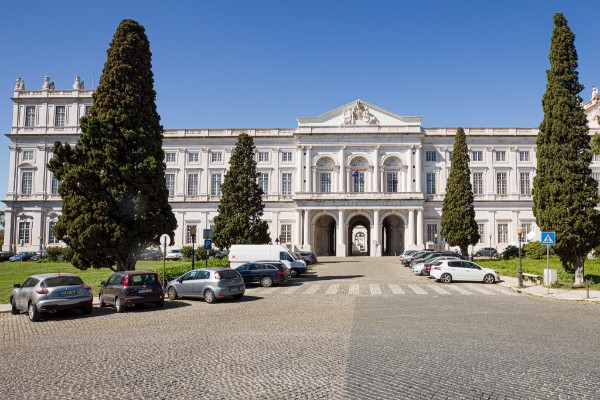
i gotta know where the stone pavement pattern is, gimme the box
[1,257,599,399]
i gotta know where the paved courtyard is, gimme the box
[1,257,599,399]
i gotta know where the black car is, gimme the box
[99,271,164,312]
[474,247,499,258]
[0,251,15,262]
[235,262,291,287]
[409,251,464,268]
[139,248,162,260]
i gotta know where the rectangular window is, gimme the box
[258,152,269,162]
[426,173,436,195]
[282,152,293,162]
[426,151,437,162]
[521,223,532,238]
[471,151,483,162]
[594,154,600,162]
[21,171,33,194]
[211,152,222,163]
[496,172,507,195]
[478,223,485,243]
[48,221,59,244]
[593,173,600,192]
[498,224,508,243]
[22,150,34,161]
[282,173,292,196]
[188,152,199,163]
[165,174,175,196]
[19,221,31,245]
[165,152,176,163]
[211,174,222,196]
[472,172,483,195]
[186,225,197,244]
[495,151,506,162]
[259,173,269,194]
[387,172,398,193]
[54,106,66,127]
[426,224,437,243]
[25,106,36,127]
[520,172,531,195]
[280,224,292,244]
[353,172,365,193]
[320,172,331,193]
[448,151,453,160]
[84,105,91,116]
[519,151,530,162]
[51,174,60,195]
[187,173,199,196]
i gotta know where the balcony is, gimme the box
[293,192,425,201]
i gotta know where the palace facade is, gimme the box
[3,77,600,256]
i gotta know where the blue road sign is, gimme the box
[204,239,212,250]
[541,232,555,246]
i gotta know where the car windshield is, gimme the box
[130,274,159,286]
[218,270,240,279]
[43,276,83,287]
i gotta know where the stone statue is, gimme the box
[342,101,378,125]
[14,77,25,90]
[72,75,84,90]
[41,76,55,90]
[593,86,599,100]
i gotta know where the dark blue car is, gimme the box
[9,252,36,262]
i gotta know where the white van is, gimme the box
[228,245,307,276]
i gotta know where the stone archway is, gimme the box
[313,214,336,256]
[381,214,405,256]
[348,214,370,256]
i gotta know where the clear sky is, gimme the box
[1,1,599,210]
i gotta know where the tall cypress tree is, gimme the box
[533,13,599,286]
[440,127,479,257]
[213,133,270,249]
[49,19,177,271]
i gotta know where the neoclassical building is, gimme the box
[3,77,600,256]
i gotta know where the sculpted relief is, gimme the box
[343,101,379,125]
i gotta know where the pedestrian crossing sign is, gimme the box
[541,231,555,245]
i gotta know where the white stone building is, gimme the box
[3,77,600,256]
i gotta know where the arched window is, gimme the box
[350,157,368,193]
[317,157,335,193]
[383,156,402,193]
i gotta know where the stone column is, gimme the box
[415,145,422,194]
[416,208,424,247]
[336,209,346,257]
[407,148,413,192]
[372,209,381,257]
[339,146,346,193]
[303,209,311,250]
[373,146,379,193]
[407,209,416,249]
[296,209,303,251]
[296,146,303,193]
[312,169,317,193]
[305,146,312,192]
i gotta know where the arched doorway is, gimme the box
[381,214,404,256]
[348,215,370,256]
[313,214,336,256]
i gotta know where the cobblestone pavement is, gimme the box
[1,257,599,399]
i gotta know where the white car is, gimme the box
[430,260,499,284]
[413,256,461,275]
[164,248,182,260]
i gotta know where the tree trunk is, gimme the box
[573,256,585,286]
[460,245,469,258]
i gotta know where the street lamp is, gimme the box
[517,226,524,288]
[434,233,438,252]
[189,226,197,270]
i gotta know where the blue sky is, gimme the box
[1,1,599,210]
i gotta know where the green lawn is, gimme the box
[0,258,228,304]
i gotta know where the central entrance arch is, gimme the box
[313,213,336,256]
[348,214,371,256]
[381,213,405,256]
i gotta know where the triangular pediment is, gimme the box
[297,99,422,127]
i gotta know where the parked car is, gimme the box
[235,261,291,287]
[30,250,48,261]
[9,251,36,262]
[229,244,307,274]
[10,273,93,321]
[412,255,462,276]
[166,268,245,303]
[0,251,15,262]
[99,271,164,312]
[430,260,500,284]
[409,251,464,269]
[399,250,418,262]
[474,247,499,258]
[164,248,182,260]
[139,248,162,260]
[295,251,318,265]
[401,250,432,267]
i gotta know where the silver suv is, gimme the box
[10,273,93,321]
[166,268,245,304]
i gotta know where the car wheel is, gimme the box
[483,274,496,284]
[233,294,243,300]
[260,276,273,287]
[82,306,93,315]
[99,294,106,308]
[167,287,178,300]
[10,297,19,315]
[440,273,452,283]
[115,297,124,313]
[155,300,164,308]
[28,302,41,322]
[290,269,298,277]
[204,289,216,304]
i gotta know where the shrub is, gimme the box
[502,245,520,260]
[45,247,74,262]
[180,246,194,259]
[524,241,550,259]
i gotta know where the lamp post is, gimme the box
[275,237,280,245]
[517,226,524,288]
[190,226,197,270]
[434,233,438,252]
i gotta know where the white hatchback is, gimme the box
[430,260,499,284]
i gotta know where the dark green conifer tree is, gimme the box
[533,13,599,285]
[48,19,177,271]
[213,133,270,249]
[440,127,479,257]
